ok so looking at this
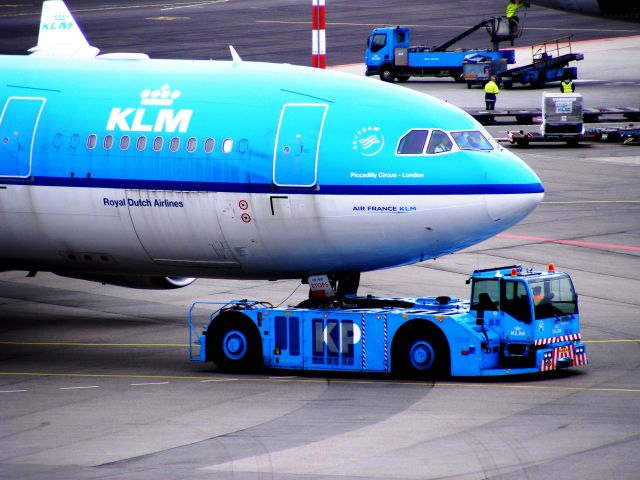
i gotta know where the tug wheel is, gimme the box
[392,322,450,378]
[209,314,262,372]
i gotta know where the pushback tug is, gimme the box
[189,264,587,377]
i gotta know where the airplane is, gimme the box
[528,0,640,20]
[0,1,544,294]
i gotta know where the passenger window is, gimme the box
[70,134,79,148]
[153,136,163,152]
[370,34,387,53]
[204,138,215,153]
[86,134,97,150]
[397,130,429,155]
[222,138,233,154]
[119,135,130,150]
[169,137,180,152]
[426,130,453,154]
[103,135,113,150]
[451,131,493,151]
[54,133,63,148]
[136,136,147,151]
[186,137,197,153]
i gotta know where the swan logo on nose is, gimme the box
[353,126,384,157]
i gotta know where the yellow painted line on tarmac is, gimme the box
[0,341,187,347]
[0,372,214,381]
[0,371,638,394]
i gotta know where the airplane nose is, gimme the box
[484,152,544,226]
[485,190,544,226]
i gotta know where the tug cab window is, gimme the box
[528,275,577,320]
[426,130,453,154]
[471,279,499,312]
[397,129,429,155]
[501,280,532,323]
[472,278,532,323]
[451,130,493,151]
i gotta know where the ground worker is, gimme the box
[560,75,575,93]
[484,76,500,111]
[506,0,529,35]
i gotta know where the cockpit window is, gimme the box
[451,131,493,151]
[397,129,429,155]
[426,130,453,154]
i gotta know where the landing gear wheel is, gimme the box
[380,67,395,82]
[209,314,262,372]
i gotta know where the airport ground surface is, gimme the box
[1,1,639,479]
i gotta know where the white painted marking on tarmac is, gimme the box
[130,381,170,386]
[59,386,99,390]
[199,378,238,382]
[161,1,226,11]
[0,389,28,393]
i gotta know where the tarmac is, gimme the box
[0,2,639,479]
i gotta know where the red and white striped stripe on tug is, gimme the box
[534,333,581,346]
[540,342,588,372]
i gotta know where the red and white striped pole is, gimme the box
[312,0,326,68]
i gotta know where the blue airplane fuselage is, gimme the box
[0,55,543,281]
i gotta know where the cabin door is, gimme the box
[0,97,46,178]
[272,103,327,188]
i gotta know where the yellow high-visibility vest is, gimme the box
[484,80,500,95]
[561,80,573,93]
[506,2,520,18]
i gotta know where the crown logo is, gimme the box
[54,14,69,21]
[140,84,181,106]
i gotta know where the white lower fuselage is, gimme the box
[0,184,541,279]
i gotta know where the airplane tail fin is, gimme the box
[28,0,99,58]
[229,45,242,63]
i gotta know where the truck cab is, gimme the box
[365,27,411,81]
